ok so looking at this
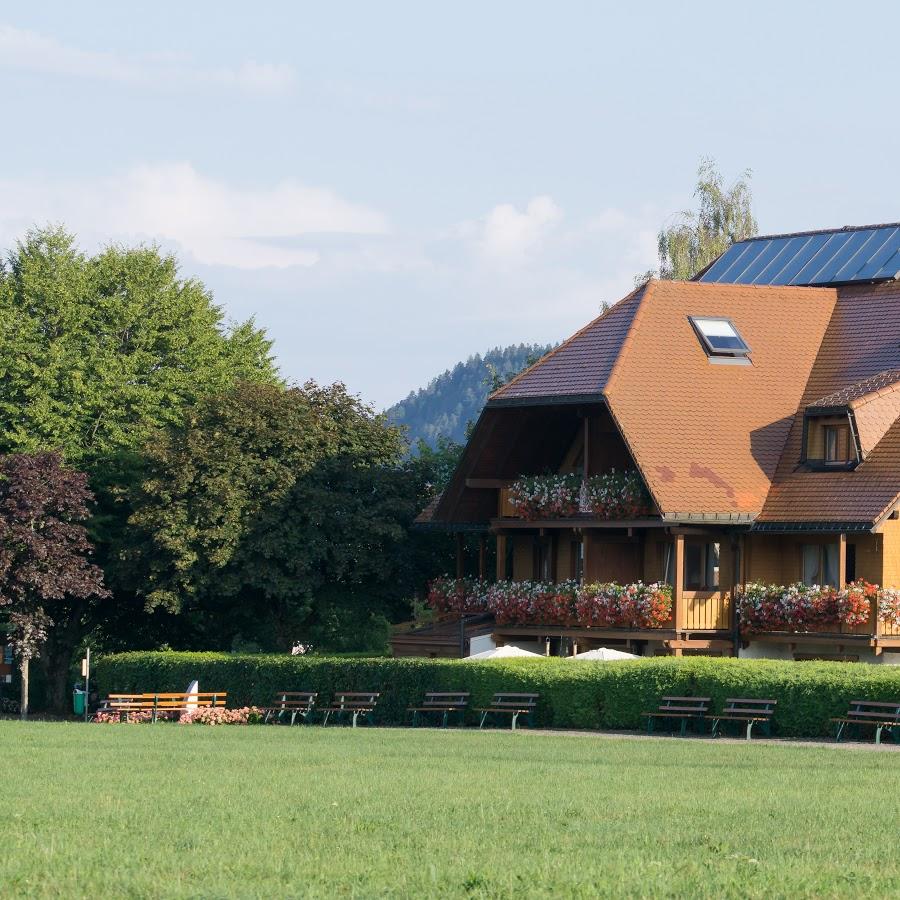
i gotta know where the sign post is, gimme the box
[81,648,90,723]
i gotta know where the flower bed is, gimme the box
[94,706,262,724]
[427,578,672,629]
[507,474,582,519]
[736,580,875,632]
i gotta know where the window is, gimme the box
[689,316,751,358]
[801,544,839,586]
[684,542,720,590]
[661,543,676,586]
[824,424,851,464]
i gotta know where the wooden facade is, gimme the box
[402,402,900,662]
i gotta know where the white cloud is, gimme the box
[0,162,389,270]
[478,196,562,263]
[0,24,296,95]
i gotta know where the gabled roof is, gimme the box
[603,281,835,519]
[698,223,900,287]
[757,281,900,526]
[806,369,900,410]
[488,279,836,519]
[489,286,644,403]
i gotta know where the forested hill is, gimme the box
[386,343,554,447]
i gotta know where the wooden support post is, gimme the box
[455,534,465,579]
[838,533,847,589]
[478,536,487,580]
[495,535,507,581]
[673,533,685,655]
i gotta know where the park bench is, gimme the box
[477,692,539,730]
[644,696,710,736]
[832,699,900,745]
[97,691,227,723]
[321,691,380,727]
[407,691,470,727]
[711,698,777,740]
[260,691,318,725]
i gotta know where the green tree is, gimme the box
[639,158,758,283]
[127,381,426,652]
[0,226,278,709]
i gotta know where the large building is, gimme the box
[397,223,900,663]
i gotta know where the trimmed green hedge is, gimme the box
[94,652,900,738]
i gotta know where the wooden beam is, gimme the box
[673,533,686,639]
[478,536,487,580]
[465,477,511,489]
[665,639,733,651]
[495,535,507,581]
[838,533,847,589]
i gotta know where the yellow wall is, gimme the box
[879,518,900,588]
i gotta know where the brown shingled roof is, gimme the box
[489,285,645,401]
[807,369,900,410]
[604,280,836,518]
[758,282,900,525]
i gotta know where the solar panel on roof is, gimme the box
[697,224,900,286]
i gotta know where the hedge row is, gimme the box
[94,652,900,738]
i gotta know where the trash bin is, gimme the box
[73,683,86,716]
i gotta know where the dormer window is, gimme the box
[802,413,859,469]
[689,316,751,363]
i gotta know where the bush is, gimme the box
[93,652,900,738]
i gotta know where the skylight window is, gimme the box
[689,316,751,358]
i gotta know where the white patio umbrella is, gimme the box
[466,645,543,660]
[569,647,640,661]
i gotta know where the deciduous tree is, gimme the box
[639,158,758,283]
[0,453,108,717]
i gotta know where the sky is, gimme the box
[2,2,900,409]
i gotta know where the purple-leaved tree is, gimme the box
[0,452,109,718]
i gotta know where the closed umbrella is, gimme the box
[570,647,640,661]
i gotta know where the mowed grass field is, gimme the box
[1,723,898,898]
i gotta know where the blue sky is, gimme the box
[2,2,899,408]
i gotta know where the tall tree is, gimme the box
[0,453,108,717]
[0,226,278,710]
[126,381,421,651]
[640,158,758,282]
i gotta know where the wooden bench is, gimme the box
[711,698,777,740]
[260,692,318,725]
[408,691,470,727]
[320,691,380,728]
[832,699,900,745]
[477,692,539,730]
[644,696,710,736]
[98,692,227,723]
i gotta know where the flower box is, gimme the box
[426,578,672,629]
[506,470,651,520]
[507,474,582,520]
[735,580,875,632]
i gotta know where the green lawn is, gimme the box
[1,723,897,898]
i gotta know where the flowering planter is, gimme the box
[507,474,582,519]
[878,588,900,630]
[427,577,489,617]
[427,578,672,629]
[506,470,651,520]
[584,470,651,519]
[735,580,874,633]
